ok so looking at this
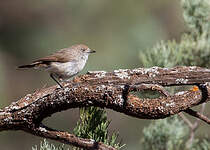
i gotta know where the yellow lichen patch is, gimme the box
[192,86,199,92]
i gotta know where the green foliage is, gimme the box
[140,0,210,150]
[32,139,68,150]
[139,32,210,68]
[141,116,188,150]
[191,138,210,150]
[73,107,125,150]
[139,35,195,67]
[31,108,124,150]
[139,0,210,68]
[181,0,210,35]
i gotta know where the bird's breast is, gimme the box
[46,59,87,79]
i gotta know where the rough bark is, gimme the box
[1,66,210,149]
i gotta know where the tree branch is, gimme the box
[29,124,115,150]
[1,66,210,149]
[184,108,210,124]
[179,103,207,148]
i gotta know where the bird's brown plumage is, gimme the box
[18,44,95,88]
[18,44,89,69]
[33,48,77,63]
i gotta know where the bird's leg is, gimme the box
[50,73,64,88]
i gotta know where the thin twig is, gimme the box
[184,108,210,125]
[178,112,193,128]
[183,103,207,148]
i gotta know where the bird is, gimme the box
[18,44,96,88]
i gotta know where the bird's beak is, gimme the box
[88,49,96,53]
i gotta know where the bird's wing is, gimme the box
[33,48,76,63]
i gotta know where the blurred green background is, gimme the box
[0,0,195,149]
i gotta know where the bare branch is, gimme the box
[178,113,193,128]
[28,124,116,150]
[0,66,210,149]
[193,103,206,129]
[183,103,207,148]
[184,108,210,125]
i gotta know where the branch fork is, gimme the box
[1,66,210,149]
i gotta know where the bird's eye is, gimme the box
[81,48,86,52]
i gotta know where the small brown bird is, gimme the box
[18,44,96,88]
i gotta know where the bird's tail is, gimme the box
[18,64,36,69]
[17,62,41,69]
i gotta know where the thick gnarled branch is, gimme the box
[1,66,210,149]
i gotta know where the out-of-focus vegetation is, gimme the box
[140,0,210,150]
[142,117,188,150]
[1,0,209,150]
[139,0,210,68]
[32,139,68,150]
[73,107,124,150]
